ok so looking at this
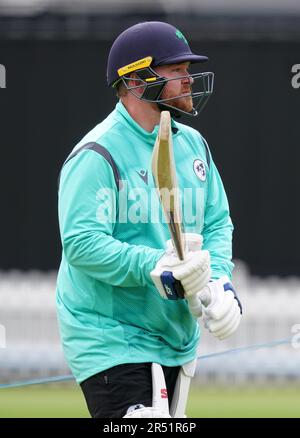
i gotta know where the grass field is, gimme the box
[0,384,299,418]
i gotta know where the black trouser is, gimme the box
[80,363,180,418]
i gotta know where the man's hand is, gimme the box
[196,276,242,340]
[165,233,242,340]
[150,244,211,301]
[151,233,241,340]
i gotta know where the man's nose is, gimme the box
[182,74,193,85]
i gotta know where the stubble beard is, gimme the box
[173,95,193,113]
[162,89,193,114]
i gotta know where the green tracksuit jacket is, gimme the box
[56,101,234,383]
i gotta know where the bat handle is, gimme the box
[180,234,211,307]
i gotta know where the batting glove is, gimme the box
[200,276,243,340]
[150,242,211,300]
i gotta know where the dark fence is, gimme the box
[0,14,299,275]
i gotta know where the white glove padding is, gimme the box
[150,248,211,300]
[123,406,171,418]
[202,276,242,340]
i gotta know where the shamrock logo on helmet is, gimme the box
[175,29,188,45]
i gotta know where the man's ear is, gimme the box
[127,73,145,96]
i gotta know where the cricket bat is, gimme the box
[152,111,185,260]
[151,112,198,418]
[151,111,211,305]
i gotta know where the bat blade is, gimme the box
[152,111,185,260]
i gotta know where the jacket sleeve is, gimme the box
[58,149,164,288]
[202,155,234,280]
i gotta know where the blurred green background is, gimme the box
[0,384,299,418]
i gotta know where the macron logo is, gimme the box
[136,169,148,185]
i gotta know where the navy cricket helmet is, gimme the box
[107,21,214,117]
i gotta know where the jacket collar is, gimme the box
[115,101,179,146]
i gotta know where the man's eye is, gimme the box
[172,68,190,74]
